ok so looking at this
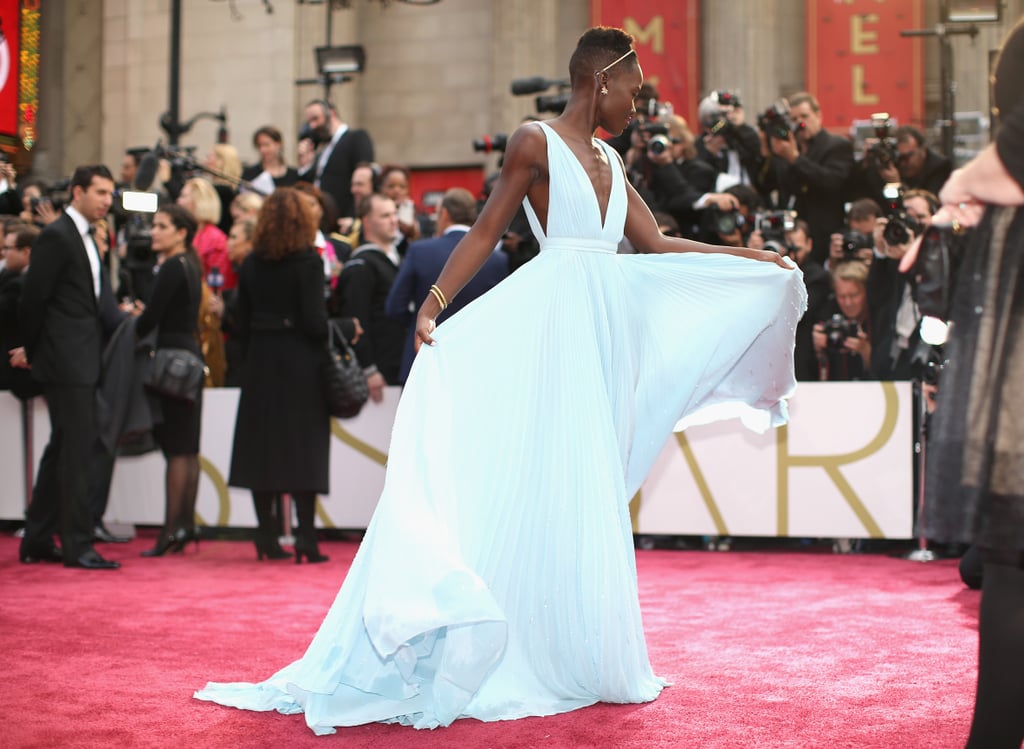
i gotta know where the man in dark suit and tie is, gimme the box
[385,188,509,384]
[304,99,375,220]
[761,92,854,266]
[13,164,121,569]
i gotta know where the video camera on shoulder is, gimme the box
[758,99,797,141]
[823,313,860,351]
[755,210,797,255]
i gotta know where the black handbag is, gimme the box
[322,319,369,419]
[142,256,207,404]
[143,347,207,404]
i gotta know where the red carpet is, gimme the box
[1,534,977,748]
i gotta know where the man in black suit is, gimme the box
[385,188,509,384]
[304,99,375,220]
[13,164,121,569]
[762,92,854,265]
[334,193,405,400]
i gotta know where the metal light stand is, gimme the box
[905,379,936,561]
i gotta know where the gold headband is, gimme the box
[596,48,636,75]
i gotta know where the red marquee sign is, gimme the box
[0,0,20,139]
[806,0,924,131]
[590,0,701,130]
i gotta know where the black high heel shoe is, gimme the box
[294,541,329,564]
[177,526,201,552]
[254,537,292,561]
[141,529,186,557]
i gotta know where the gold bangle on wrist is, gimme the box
[429,284,449,310]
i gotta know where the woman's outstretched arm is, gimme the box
[622,168,790,267]
[415,125,544,349]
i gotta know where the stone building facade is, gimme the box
[24,0,1024,184]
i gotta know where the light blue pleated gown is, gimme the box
[194,121,807,733]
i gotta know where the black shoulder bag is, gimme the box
[322,318,368,418]
[143,256,208,404]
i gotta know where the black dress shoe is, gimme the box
[94,523,132,543]
[19,542,63,564]
[64,549,121,570]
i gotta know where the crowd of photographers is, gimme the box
[1,84,958,400]
[606,84,951,383]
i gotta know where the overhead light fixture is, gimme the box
[944,0,1001,23]
[315,45,366,75]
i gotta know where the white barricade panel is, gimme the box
[636,381,914,539]
[0,394,28,519]
[2,382,913,538]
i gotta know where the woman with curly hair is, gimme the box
[227,188,331,563]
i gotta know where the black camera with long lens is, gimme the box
[536,94,569,114]
[472,134,509,154]
[758,99,795,140]
[840,229,874,258]
[756,210,797,255]
[823,313,860,351]
[647,135,673,156]
[880,182,924,247]
[709,208,746,236]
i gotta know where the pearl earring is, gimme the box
[600,85,608,95]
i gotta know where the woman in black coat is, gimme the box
[136,204,204,557]
[229,188,331,563]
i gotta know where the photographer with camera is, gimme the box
[872,125,952,198]
[641,114,739,240]
[827,198,882,269]
[704,184,762,247]
[781,219,831,380]
[812,259,872,381]
[695,90,763,190]
[868,187,937,379]
[761,93,854,266]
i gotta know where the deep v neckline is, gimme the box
[541,122,614,232]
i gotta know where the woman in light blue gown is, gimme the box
[195,27,805,733]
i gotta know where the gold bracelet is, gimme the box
[430,284,449,308]
[428,286,447,311]
[429,284,449,310]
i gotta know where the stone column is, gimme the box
[60,0,104,173]
[701,0,804,116]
